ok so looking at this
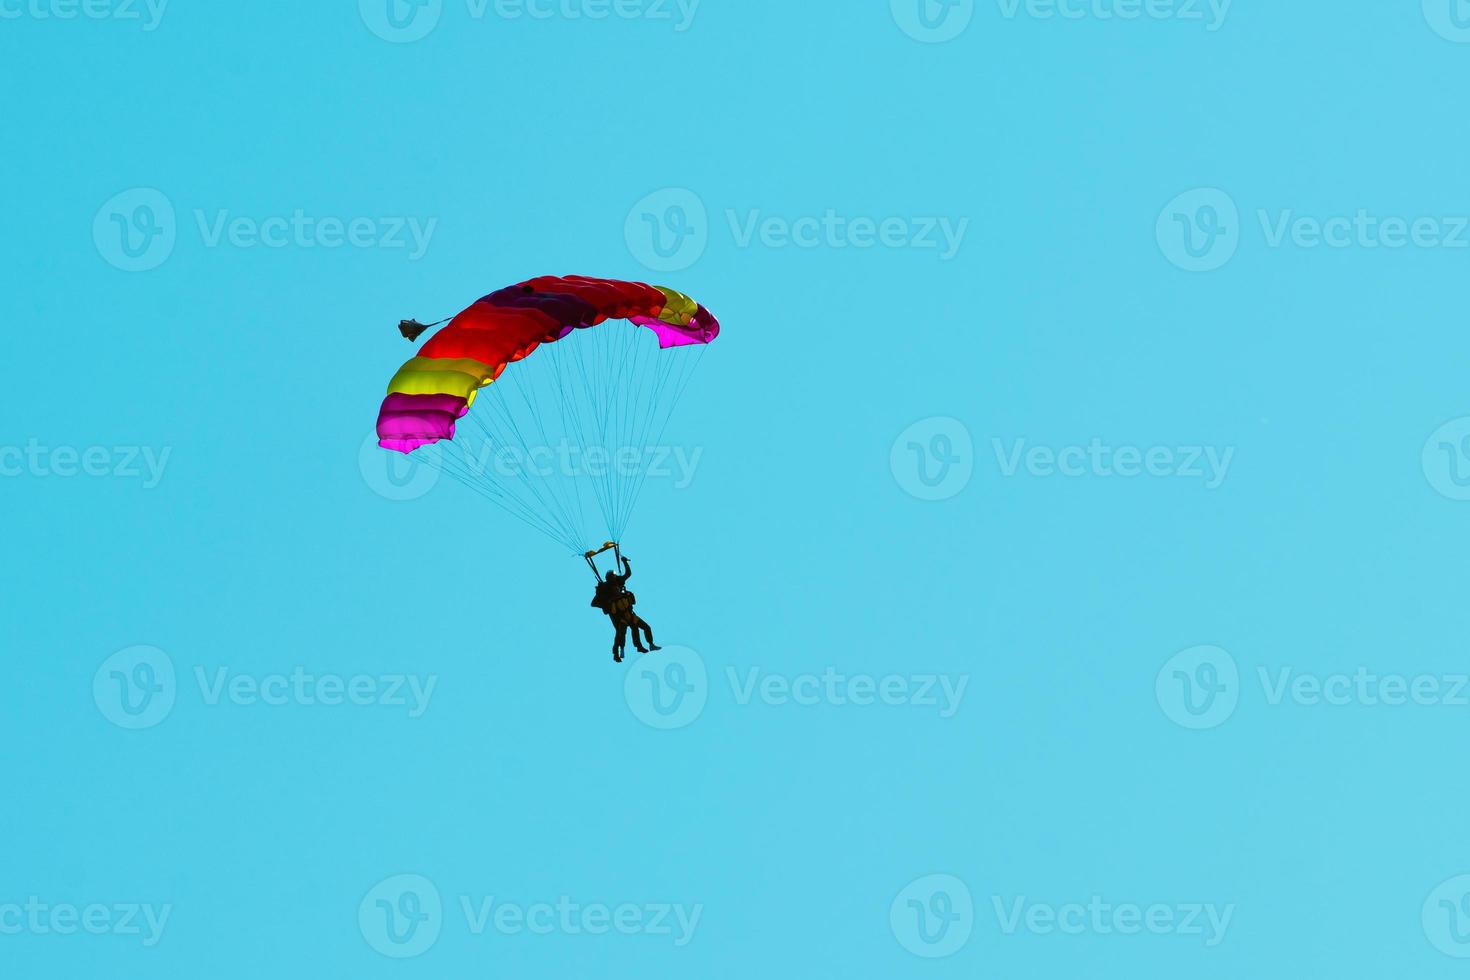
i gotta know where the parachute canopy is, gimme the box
[378,275,719,454]
[374,275,720,552]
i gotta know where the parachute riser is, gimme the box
[582,541,620,580]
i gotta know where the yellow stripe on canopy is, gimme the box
[653,287,698,326]
[387,357,498,398]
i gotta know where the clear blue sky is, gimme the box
[5,1,1470,977]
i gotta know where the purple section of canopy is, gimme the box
[632,304,721,348]
[377,392,470,445]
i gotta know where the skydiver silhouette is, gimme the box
[591,554,659,662]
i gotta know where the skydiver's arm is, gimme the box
[621,557,632,581]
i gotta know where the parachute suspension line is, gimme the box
[461,371,587,552]
[457,407,583,552]
[408,319,709,555]
[552,333,617,540]
[616,342,707,540]
[439,430,578,548]
[558,324,623,538]
[546,332,610,539]
[448,359,588,553]
[430,441,575,547]
[497,354,588,546]
[619,334,665,534]
[613,346,656,536]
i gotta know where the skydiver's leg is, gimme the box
[613,621,628,662]
[628,615,649,654]
[635,616,658,651]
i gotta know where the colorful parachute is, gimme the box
[375,275,720,551]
